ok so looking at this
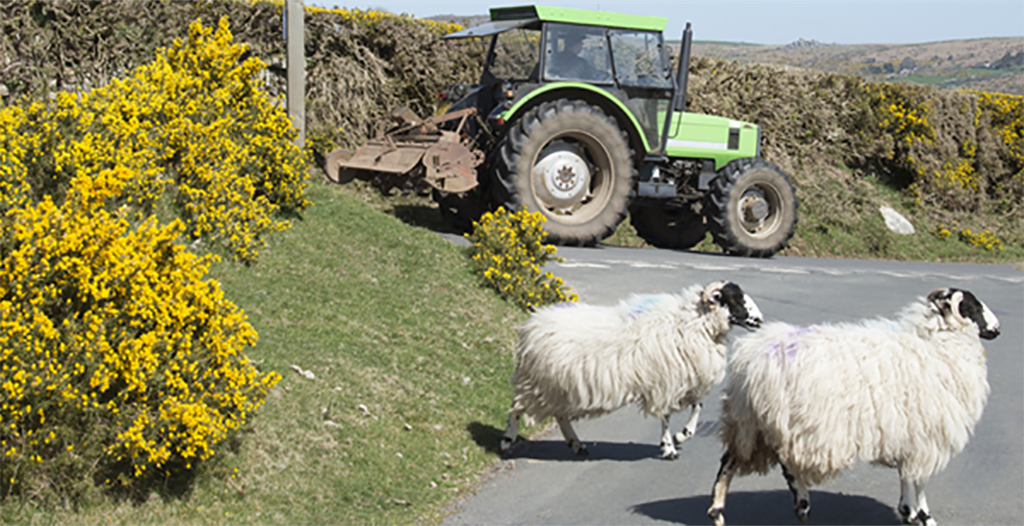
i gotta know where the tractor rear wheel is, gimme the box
[706,158,797,257]
[629,199,708,250]
[493,100,635,246]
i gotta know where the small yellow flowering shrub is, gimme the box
[932,224,1004,250]
[0,16,309,264]
[0,167,281,501]
[465,207,577,312]
[865,82,936,177]
[959,228,1004,250]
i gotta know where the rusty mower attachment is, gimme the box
[325,106,483,196]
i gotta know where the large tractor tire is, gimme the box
[706,158,797,258]
[629,199,708,250]
[493,100,635,246]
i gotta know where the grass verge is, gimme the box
[1,181,528,525]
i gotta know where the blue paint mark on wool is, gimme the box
[767,326,816,365]
[626,296,661,319]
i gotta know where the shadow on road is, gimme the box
[502,438,662,462]
[468,421,679,461]
[631,489,899,525]
[466,422,505,455]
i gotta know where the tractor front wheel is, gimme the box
[493,100,635,246]
[706,158,797,257]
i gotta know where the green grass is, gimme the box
[0,181,531,525]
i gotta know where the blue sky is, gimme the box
[313,0,1024,45]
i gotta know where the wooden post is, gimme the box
[285,0,305,147]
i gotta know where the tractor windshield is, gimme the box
[486,28,542,81]
[609,29,672,88]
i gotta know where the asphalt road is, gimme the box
[441,242,1024,526]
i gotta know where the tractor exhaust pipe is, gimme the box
[674,21,692,113]
[658,21,692,156]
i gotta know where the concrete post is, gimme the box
[285,0,305,147]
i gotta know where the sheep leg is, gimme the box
[781,463,811,523]
[500,405,523,455]
[659,415,678,460]
[556,416,588,456]
[708,451,738,526]
[898,478,916,523]
[899,477,936,526]
[913,482,935,526]
[673,402,703,446]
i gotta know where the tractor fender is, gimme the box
[497,83,651,157]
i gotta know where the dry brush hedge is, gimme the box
[686,57,1022,249]
[0,0,484,153]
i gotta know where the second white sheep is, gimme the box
[707,287,1001,526]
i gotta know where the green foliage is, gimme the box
[465,207,578,312]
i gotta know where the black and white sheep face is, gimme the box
[928,288,1000,340]
[707,281,763,330]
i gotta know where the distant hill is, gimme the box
[689,37,1024,95]
[430,12,1023,95]
[427,13,489,29]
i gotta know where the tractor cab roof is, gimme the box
[443,4,667,39]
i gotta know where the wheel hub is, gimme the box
[532,142,591,210]
[739,188,770,230]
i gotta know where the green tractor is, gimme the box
[325,5,797,257]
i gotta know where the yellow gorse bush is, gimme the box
[0,15,293,502]
[465,207,577,312]
[0,165,281,499]
[0,16,309,264]
[970,90,1024,171]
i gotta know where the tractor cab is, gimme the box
[444,5,675,158]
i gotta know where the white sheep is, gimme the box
[707,288,1001,526]
[500,280,763,460]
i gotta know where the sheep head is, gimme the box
[928,288,1000,340]
[703,280,763,330]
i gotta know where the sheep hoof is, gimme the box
[500,437,517,457]
[899,504,912,523]
[660,443,679,460]
[795,499,810,523]
[707,507,725,526]
[570,443,589,456]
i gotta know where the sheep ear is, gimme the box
[703,281,726,305]
[928,288,963,315]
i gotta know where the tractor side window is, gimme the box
[543,23,613,83]
[609,30,672,88]
[488,28,541,80]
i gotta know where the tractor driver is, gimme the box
[546,31,611,82]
